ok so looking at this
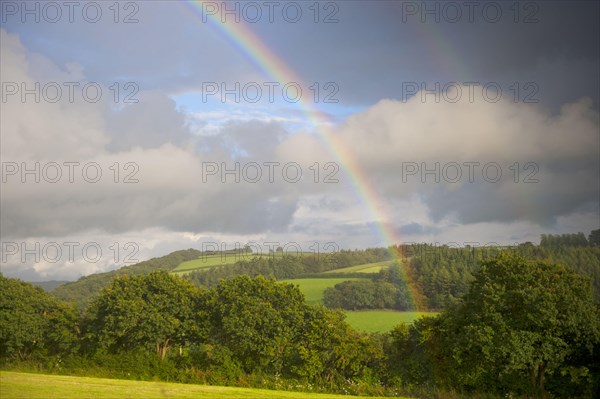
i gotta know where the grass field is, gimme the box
[284,278,437,333]
[321,260,393,274]
[0,372,407,399]
[344,310,438,333]
[171,254,237,274]
[172,252,313,275]
[284,278,364,304]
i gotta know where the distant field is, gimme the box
[344,310,438,333]
[172,252,295,275]
[321,260,393,274]
[284,278,364,304]
[172,253,239,274]
[172,254,394,276]
[0,372,405,399]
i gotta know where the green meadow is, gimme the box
[171,253,238,274]
[172,252,314,275]
[284,277,365,304]
[321,260,393,274]
[0,372,406,399]
[344,310,438,333]
[285,277,437,332]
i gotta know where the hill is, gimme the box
[172,251,292,275]
[51,248,202,308]
[49,235,600,313]
[51,247,391,308]
[31,280,70,291]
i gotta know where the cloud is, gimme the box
[105,91,191,151]
[1,27,598,282]
[0,29,301,240]
[280,88,599,226]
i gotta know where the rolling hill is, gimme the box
[51,248,202,308]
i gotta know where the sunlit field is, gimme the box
[344,310,438,333]
[172,252,299,274]
[0,372,406,399]
[321,260,393,274]
[284,277,365,304]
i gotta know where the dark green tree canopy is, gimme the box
[445,253,600,395]
[201,275,307,373]
[589,229,600,247]
[83,271,202,359]
[0,274,78,360]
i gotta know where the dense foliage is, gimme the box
[0,275,79,360]
[387,253,600,398]
[3,272,389,395]
[407,235,600,309]
[323,263,415,310]
[589,229,600,246]
[541,232,590,248]
[82,272,202,359]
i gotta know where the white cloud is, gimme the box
[282,89,599,226]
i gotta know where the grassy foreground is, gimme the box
[0,371,406,399]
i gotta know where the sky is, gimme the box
[0,0,599,282]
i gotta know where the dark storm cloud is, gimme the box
[4,2,597,110]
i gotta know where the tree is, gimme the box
[83,271,202,360]
[294,305,384,384]
[589,229,600,247]
[0,274,79,360]
[541,233,589,248]
[377,263,417,310]
[196,275,384,383]
[200,275,307,374]
[443,253,600,396]
[323,280,399,310]
[386,316,445,389]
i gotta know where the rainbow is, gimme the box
[181,1,426,309]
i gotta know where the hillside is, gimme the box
[50,247,391,308]
[407,241,600,309]
[51,248,202,308]
[172,251,292,275]
[31,280,70,292]
[49,236,600,313]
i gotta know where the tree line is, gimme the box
[47,232,600,313]
[323,263,415,311]
[2,272,389,395]
[406,233,600,309]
